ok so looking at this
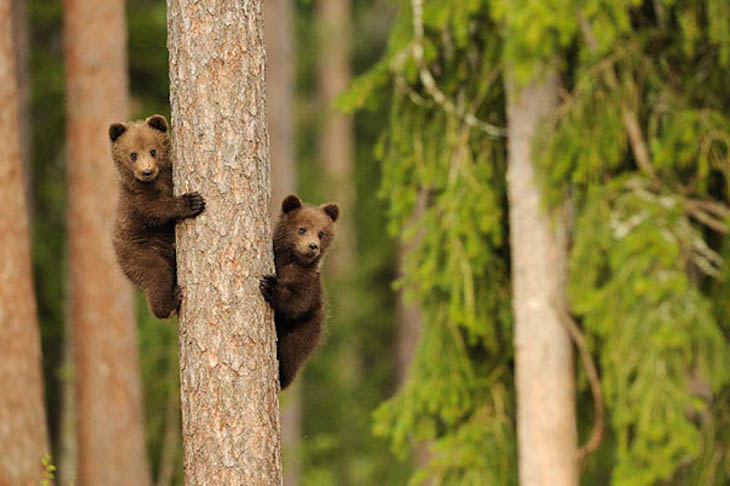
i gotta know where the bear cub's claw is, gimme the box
[183,192,206,217]
[173,285,183,310]
[259,275,277,304]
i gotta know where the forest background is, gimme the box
[3,0,730,485]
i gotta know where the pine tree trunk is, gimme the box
[0,3,50,481]
[505,72,578,486]
[63,0,151,484]
[166,1,283,483]
[264,1,301,485]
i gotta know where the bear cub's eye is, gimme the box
[298,227,306,235]
[150,149,157,157]
[130,152,137,161]
[318,231,324,239]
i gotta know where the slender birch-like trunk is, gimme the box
[505,71,578,486]
[167,0,283,483]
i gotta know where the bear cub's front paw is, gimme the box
[259,275,277,305]
[182,192,206,217]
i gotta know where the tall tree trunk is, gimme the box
[317,0,355,276]
[167,1,283,483]
[0,3,50,482]
[264,2,301,486]
[505,72,578,486]
[63,1,151,484]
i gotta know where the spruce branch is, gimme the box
[580,13,730,235]
[408,0,506,138]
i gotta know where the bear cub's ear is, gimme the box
[321,203,340,222]
[282,194,303,214]
[109,122,128,142]
[146,114,168,133]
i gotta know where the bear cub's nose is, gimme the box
[309,243,318,251]
[142,170,153,177]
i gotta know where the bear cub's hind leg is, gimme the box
[138,253,180,319]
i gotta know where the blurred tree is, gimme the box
[63,0,150,483]
[167,0,282,483]
[504,70,577,485]
[318,0,355,274]
[0,2,50,481]
[264,1,300,485]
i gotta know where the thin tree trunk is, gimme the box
[0,3,50,482]
[505,71,578,486]
[317,0,355,276]
[264,2,301,485]
[265,0,296,212]
[63,0,151,484]
[167,1,283,483]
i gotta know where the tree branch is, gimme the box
[553,298,605,463]
[409,0,505,137]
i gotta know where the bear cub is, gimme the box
[260,194,339,389]
[110,114,205,319]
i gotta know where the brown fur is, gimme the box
[110,114,205,319]
[260,194,339,389]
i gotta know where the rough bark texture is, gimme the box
[317,0,355,275]
[0,3,50,482]
[264,1,301,485]
[63,1,151,484]
[505,72,578,486]
[167,1,283,484]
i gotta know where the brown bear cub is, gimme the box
[110,114,205,319]
[260,194,339,389]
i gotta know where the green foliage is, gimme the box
[532,3,730,484]
[41,453,56,486]
[570,178,729,485]
[346,1,515,483]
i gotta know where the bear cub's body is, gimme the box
[260,194,339,389]
[110,114,205,319]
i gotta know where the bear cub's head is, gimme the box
[275,194,339,267]
[109,114,170,184]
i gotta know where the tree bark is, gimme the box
[63,0,151,484]
[0,3,50,482]
[264,2,301,485]
[167,1,283,483]
[505,71,578,486]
